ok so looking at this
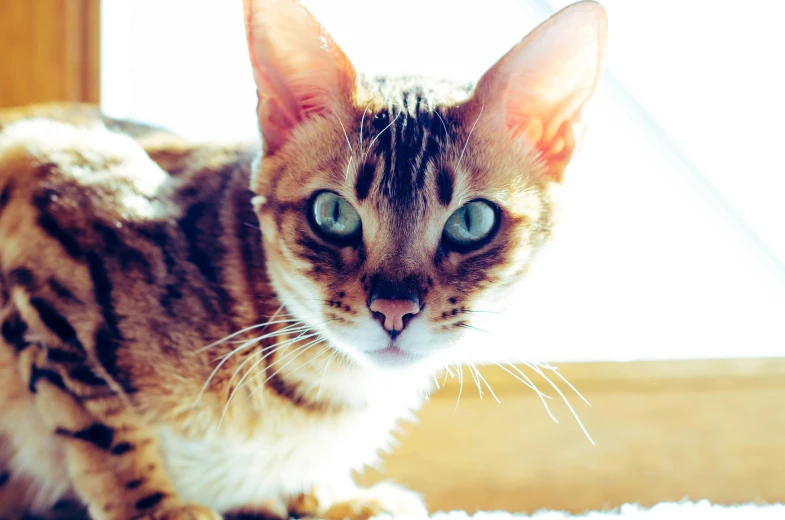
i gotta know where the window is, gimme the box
[101,0,785,362]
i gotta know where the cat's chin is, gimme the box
[364,344,426,370]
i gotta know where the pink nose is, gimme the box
[369,299,421,333]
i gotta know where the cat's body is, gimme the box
[0,0,607,518]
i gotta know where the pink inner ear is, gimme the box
[243,0,357,152]
[477,1,607,170]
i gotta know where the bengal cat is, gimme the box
[0,0,607,518]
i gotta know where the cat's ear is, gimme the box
[473,1,607,181]
[243,0,357,154]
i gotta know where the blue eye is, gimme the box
[443,200,498,249]
[310,192,361,241]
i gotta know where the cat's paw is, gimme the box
[139,503,222,520]
[319,482,427,520]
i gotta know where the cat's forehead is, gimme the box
[352,75,474,215]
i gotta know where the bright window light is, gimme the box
[100,0,785,362]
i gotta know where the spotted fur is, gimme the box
[0,0,606,518]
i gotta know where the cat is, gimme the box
[0,0,607,518]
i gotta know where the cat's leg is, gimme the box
[4,308,220,520]
[290,480,428,520]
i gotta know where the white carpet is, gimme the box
[383,501,785,518]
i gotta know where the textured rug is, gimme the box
[379,501,785,518]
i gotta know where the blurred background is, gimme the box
[2,0,785,515]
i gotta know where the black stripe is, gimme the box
[93,222,154,284]
[177,201,234,315]
[7,267,34,289]
[135,492,166,510]
[56,423,114,450]
[29,298,78,344]
[1,313,28,351]
[436,169,454,206]
[126,479,144,489]
[86,251,134,393]
[35,212,83,259]
[48,278,80,303]
[0,184,12,216]
[266,371,326,412]
[234,185,268,322]
[110,442,135,455]
[69,365,107,386]
[355,163,375,201]
[417,132,441,190]
[297,238,343,272]
[29,365,66,393]
[0,471,9,487]
[47,348,84,363]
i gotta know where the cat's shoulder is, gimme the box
[0,113,174,220]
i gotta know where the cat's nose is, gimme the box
[369,298,421,337]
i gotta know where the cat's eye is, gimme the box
[309,191,362,242]
[443,200,499,250]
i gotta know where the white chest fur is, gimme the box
[158,395,421,513]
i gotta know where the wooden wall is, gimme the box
[360,358,785,514]
[0,0,99,107]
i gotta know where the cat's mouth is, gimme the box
[365,344,424,369]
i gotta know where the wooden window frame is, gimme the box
[0,0,99,108]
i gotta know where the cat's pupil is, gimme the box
[333,199,341,223]
[463,206,471,232]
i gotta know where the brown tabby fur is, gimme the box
[0,0,606,518]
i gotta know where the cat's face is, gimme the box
[244,0,606,373]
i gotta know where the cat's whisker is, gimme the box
[363,104,402,163]
[224,331,313,395]
[454,364,464,413]
[359,100,373,155]
[502,362,558,424]
[462,309,504,315]
[432,374,441,390]
[473,365,501,404]
[494,362,551,399]
[457,101,484,170]
[331,107,354,155]
[243,338,327,402]
[196,317,305,353]
[217,331,324,429]
[195,315,309,403]
[231,329,324,392]
[534,361,591,407]
[197,324,316,405]
[523,361,595,445]
[467,363,484,399]
[316,349,339,400]
[281,344,333,380]
[211,322,312,363]
[456,323,492,335]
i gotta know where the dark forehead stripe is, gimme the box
[436,168,454,206]
[355,162,375,201]
[362,85,450,210]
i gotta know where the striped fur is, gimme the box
[0,0,606,518]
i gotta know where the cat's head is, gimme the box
[244,0,606,374]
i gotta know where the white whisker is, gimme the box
[215,329,323,427]
[331,107,353,155]
[359,100,373,154]
[524,362,595,445]
[316,350,338,400]
[535,361,591,407]
[457,102,484,170]
[454,364,464,413]
[197,318,306,354]
[473,365,501,404]
[363,104,402,162]
[502,362,558,423]
[468,363,484,399]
